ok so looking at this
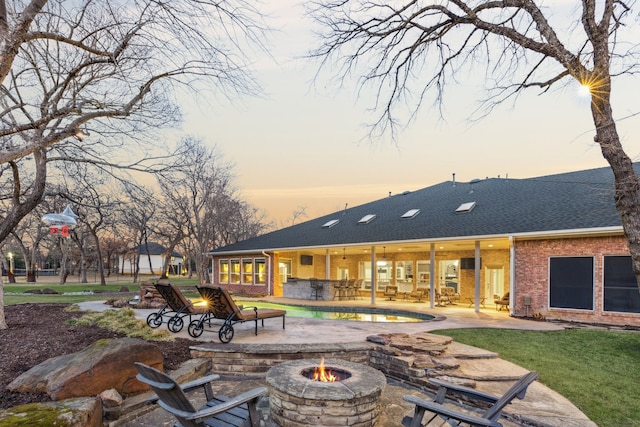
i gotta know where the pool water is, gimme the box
[237,301,432,323]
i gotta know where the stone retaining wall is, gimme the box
[190,342,374,378]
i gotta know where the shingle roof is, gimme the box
[211,164,632,254]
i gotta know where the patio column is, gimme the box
[509,235,515,315]
[474,241,481,313]
[325,249,330,280]
[430,243,435,309]
[370,246,376,305]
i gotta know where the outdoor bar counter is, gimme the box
[283,278,333,300]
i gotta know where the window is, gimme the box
[322,219,340,228]
[417,261,430,289]
[242,259,253,284]
[603,256,640,313]
[359,261,391,291]
[456,201,476,213]
[358,214,376,224]
[549,257,593,310]
[401,209,420,219]
[396,261,414,293]
[219,259,229,283]
[229,259,240,284]
[254,258,266,284]
[439,260,459,293]
[279,259,292,284]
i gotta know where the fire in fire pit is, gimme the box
[302,357,352,382]
[266,358,386,427]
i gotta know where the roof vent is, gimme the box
[322,219,340,228]
[456,202,476,213]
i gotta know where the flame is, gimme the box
[312,358,337,382]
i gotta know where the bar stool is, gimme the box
[333,279,346,300]
[345,279,357,300]
[310,278,324,300]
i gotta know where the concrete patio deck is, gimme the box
[79,298,595,427]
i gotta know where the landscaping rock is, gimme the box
[7,338,163,400]
[100,389,123,408]
[0,396,101,427]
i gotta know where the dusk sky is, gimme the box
[174,1,640,226]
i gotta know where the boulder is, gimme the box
[7,338,163,400]
[0,396,102,427]
[100,388,123,408]
[100,388,123,421]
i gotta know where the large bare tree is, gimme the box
[0,0,269,328]
[157,137,269,285]
[309,0,640,291]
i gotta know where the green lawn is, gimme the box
[431,328,640,427]
[3,277,199,305]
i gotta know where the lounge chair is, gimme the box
[384,285,398,300]
[188,285,286,343]
[402,371,539,427]
[407,289,426,302]
[134,362,266,427]
[441,286,461,303]
[146,282,207,332]
[495,292,510,311]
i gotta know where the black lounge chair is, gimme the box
[135,362,265,427]
[187,285,286,343]
[402,371,539,427]
[146,282,207,332]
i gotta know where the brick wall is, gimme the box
[514,236,640,326]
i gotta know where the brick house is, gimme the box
[209,165,640,326]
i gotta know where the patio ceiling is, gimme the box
[298,237,511,257]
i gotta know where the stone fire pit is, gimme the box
[266,358,386,427]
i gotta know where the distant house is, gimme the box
[121,242,183,275]
[208,165,640,327]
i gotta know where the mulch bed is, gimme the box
[0,303,195,409]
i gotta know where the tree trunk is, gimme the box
[0,275,6,329]
[80,251,88,283]
[95,244,106,285]
[59,238,69,285]
[592,82,640,293]
[160,253,171,279]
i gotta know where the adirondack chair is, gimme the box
[134,362,266,427]
[402,371,539,427]
[187,285,286,343]
[146,282,207,332]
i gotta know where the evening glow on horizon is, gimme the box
[177,1,640,226]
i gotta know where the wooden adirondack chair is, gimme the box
[402,371,539,427]
[135,362,266,427]
[187,285,286,343]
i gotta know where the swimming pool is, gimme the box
[237,301,433,323]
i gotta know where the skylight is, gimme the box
[456,202,476,213]
[358,214,376,224]
[322,219,340,228]
[401,209,420,219]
